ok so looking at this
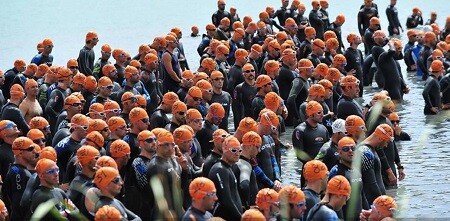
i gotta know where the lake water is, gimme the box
[1,0,450,219]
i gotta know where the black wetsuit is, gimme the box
[320,8,330,32]
[406,15,423,29]
[294,15,309,43]
[232,81,257,130]
[372,45,387,87]
[306,203,339,221]
[403,41,416,72]
[255,135,281,189]
[441,29,450,41]
[149,109,170,130]
[182,207,213,221]
[226,64,244,94]
[363,28,377,55]
[124,155,153,221]
[422,75,441,115]
[215,59,231,91]
[19,173,40,220]
[277,64,298,102]
[440,73,450,105]
[344,47,364,97]
[78,46,95,76]
[218,28,231,41]
[191,137,204,168]
[315,140,339,171]
[336,94,363,120]
[307,53,322,67]
[419,45,433,80]
[362,54,376,86]
[358,7,379,55]
[210,90,232,131]
[45,87,69,134]
[67,173,93,216]
[287,76,310,125]
[212,10,231,27]
[2,68,20,100]
[142,69,162,113]
[31,186,80,220]
[274,6,288,26]
[359,145,385,205]
[12,73,33,89]
[197,120,218,158]
[145,156,188,220]
[208,160,243,221]
[55,137,82,181]
[0,142,14,181]
[232,156,258,209]
[298,39,312,59]
[329,162,366,221]
[2,164,33,221]
[292,121,329,164]
[1,102,29,135]
[309,9,324,40]
[302,188,321,221]
[386,5,402,36]
[94,196,141,221]
[379,50,406,100]
[197,35,213,57]
[202,151,221,177]
[251,94,265,119]
[328,22,345,53]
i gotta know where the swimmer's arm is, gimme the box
[18,102,28,119]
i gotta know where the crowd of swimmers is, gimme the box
[0,0,449,220]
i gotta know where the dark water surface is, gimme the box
[1,0,450,218]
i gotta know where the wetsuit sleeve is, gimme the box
[197,36,210,57]
[251,97,265,119]
[292,127,307,163]
[232,85,244,130]
[45,90,61,118]
[393,142,401,165]
[78,48,93,76]
[375,148,390,171]
[386,8,395,27]
[271,155,281,181]
[287,79,304,121]
[251,159,275,188]
[210,168,243,219]
[271,19,285,32]
[422,79,435,108]
[31,55,41,65]
[361,151,382,204]
[118,200,142,221]
[2,106,29,134]
[237,165,251,208]
[398,131,411,141]
[357,11,364,36]
[227,68,239,93]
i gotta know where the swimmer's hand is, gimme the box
[347,69,356,76]
[273,180,282,192]
[359,209,371,221]
[177,155,189,170]
[431,107,439,113]
[403,85,410,94]
[398,168,405,181]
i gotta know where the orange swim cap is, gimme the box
[327,175,351,196]
[303,160,328,181]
